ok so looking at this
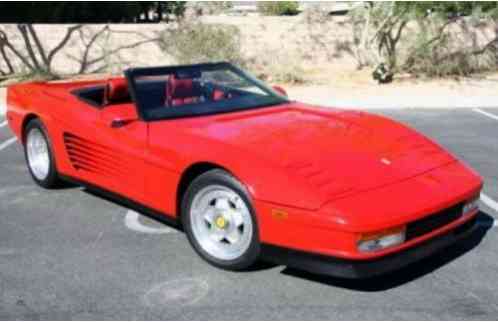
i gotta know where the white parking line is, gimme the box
[0,137,16,151]
[0,120,7,128]
[124,210,175,234]
[481,193,498,213]
[470,109,498,225]
[473,108,498,121]
[479,193,498,228]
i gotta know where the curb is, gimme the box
[290,94,498,110]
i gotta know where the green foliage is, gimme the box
[0,2,137,22]
[162,2,187,19]
[398,1,498,17]
[257,1,300,16]
[158,23,243,65]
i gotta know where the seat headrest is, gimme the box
[106,78,129,103]
[167,75,194,99]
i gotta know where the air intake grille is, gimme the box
[63,133,126,177]
[406,203,464,240]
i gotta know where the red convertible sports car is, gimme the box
[6,62,482,278]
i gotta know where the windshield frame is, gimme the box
[125,62,290,122]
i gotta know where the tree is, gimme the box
[0,2,186,23]
[0,2,141,23]
[0,24,160,80]
[0,24,83,77]
[349,1,498,81]
[0,2,187,80]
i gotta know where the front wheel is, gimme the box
[182,169,260,270]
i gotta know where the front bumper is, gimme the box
[261,216,478,279]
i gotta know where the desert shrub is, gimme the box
[403,16,498,77]
[257,2,299,16]
[157,23,243,65]
[266,64,306,84]
[348,2,498,81]
[190,2,233,16]
[247,53,307,85]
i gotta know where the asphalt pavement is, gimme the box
[0,108,497,320]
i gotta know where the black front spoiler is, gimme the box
[261,217,478,279]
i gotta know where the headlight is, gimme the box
[463,196,479,215]
[357,226,406,253]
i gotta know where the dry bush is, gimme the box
[247,52,307,85]
[403,18,498,77]
[261,63,306,84]
[157,22,243,66]
[301,5,356,62]
[189,2,233,16]
[348,2,498,80]
[257,2,300,16]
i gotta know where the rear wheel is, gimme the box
[182,169,260,270]
[24,118,60,188]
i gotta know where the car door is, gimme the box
[60,99,147,204]
[90,103,147,203]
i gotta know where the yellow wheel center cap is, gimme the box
[215,216,227,229]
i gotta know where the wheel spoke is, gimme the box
[202,208,216,224]
[226,229,241,244]
[232,196,244,209]
[214,198,231,210]
[232,211,244,227]
[211,230,225,242]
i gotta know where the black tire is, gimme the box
[23,118,61,189]
[182,169,261,271]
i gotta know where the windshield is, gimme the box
[125,63,289,121]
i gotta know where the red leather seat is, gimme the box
[105,78,130,104]
[166,75,202,107]
[212,89,226,101]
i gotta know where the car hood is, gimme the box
[188,103,456,207]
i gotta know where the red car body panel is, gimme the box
[6,78,483,263]
[256,160,481,260]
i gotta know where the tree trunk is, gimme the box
[0,44,15,74]
[17,24,43,72]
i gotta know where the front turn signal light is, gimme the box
[463,196,479,215]
[357,226,406,253]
